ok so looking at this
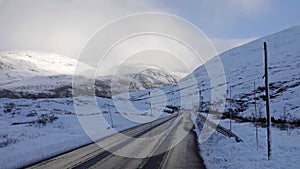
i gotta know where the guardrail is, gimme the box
[197,113,243,142]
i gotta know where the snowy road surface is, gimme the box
[26,112,205,169]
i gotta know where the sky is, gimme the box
[158,0,300,39]
[0,0,299,73]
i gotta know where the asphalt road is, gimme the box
[26,113,206,169]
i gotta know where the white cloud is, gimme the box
[0,0,165,58]
[0,0,258,74]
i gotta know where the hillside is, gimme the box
[0,51,179,98]
[126,25,300,122]
[197,25,300,121]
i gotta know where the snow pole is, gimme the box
[254,81,258,149]
[108,102,114,128]
[149,91,153,127]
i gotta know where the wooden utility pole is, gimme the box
[229,86,232,131]
[264,42,271,160]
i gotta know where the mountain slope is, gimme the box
[0,51,77,86]
[195,25,300,121]
[183,25,300,121]
[100,64,178,94]
[0,51,179,98]
[125,25,300,122]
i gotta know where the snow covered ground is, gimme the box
[195,116,300,169]
[188,26,300,169]
[0,97,169,169]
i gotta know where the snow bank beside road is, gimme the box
[194,117,300,169]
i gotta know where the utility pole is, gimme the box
[229,86,232,131]
[264,42,271,160]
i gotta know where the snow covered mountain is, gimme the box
[0,51,179,98]
[194,25,300,121]
[0,51,77,86]
[125,25,300,122]
[177,25,299,121]
[98,64,178,93]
